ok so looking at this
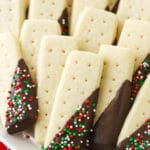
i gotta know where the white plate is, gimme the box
[0,122,40,150]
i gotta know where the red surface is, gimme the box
[0,142,9,150]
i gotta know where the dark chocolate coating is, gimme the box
[45,89,99,150]
[117,119,150,149]
[90,80,131,150]
[58,8,69,35]
[6,59,38,134]
[110,0,120,13]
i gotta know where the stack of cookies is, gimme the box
[0,0,150,150]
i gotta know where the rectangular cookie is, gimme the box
[90,45,135,149]
[20,19,61,80]
[44,51,103,147]
[0,0,27,37]
[117,0,150,32]
[117,75,150,149]
[0,33,38,134]
[70,0,108,35]
[35,35,78,145]
[29,0,67,20]
[74,8,118,53]
[95,45,135,122]
[118,19,150,70]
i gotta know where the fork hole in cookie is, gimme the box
[49,13,54,17]
[9,8,12,12]
[48,64,51,67]
[74,60,78,64]
[140,35,143,39]
[112,78,116,81]
[45,90,49,93]
[32,29,36,33]
[72,76,76,80]
[115,64,119,67]
[61,64,65,68]
[44,28,48,33]
[104,62,107,66]
[81,91,85,95]
[88,29,91,33]
[109,89,112,93]
[49,48,53,53]
[44,126,47,129]
[45,113,48,117]
[126,16,130,19]
[127,33,131,37]
[52,1,55,5]
[129,5,132,9]
[142,112,145,116]
[61,49,66,54]
[85,78,88,82]
[58,126,61,130]
[100,32,104,36]
[90,18,94,22]
[102,20,106,24]
[87,63,91,67]
[42,0,45,3]
[60,114,64,118]
[97,42,101,47]
[45,101,49,104]
[31,67,34,70]
[67,88,71,91]
[47,75,50,79]
[31,53,34,57]
[85,39,89,43]
[40,12,44,16]
[63,101,66,104]
[31,40,35,44]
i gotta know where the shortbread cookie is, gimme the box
[44,51,103,147]
[70,0,108,35]
[35,35,78,144]
[90,45,135,149]
[74,8,118,53]
[95,45,135,122]
[29,0,67,20]
[117,75,150,149]
[0,33,38,134]
[45,89,99,150]
[118,20,150,70]
[0,0,27,37]
[117,0,150,32]
[20,19,61,80]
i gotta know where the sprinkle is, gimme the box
[131,55,150,102]
[125,119,150,149]
[45,99,97,149]
[5,60,37,131]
